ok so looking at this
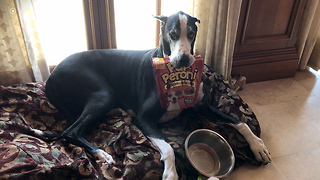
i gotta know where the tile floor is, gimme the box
[222,69,320,180]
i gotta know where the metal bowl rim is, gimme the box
[185,129,235,178]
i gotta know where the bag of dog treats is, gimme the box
[153,55,204,111]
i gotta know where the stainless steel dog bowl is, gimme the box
[185,129,235,178]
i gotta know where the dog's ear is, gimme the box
[154,15,168,24]
[192,16,200,24]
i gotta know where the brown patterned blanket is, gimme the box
[0,66,262,180]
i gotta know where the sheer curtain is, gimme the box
[0,0,49,86]
[297,0,320,71]
[191,0,242,80]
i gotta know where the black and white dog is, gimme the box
[39,11,271,179]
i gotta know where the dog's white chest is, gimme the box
[158,109,183,123]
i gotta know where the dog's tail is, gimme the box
[31,128,63,141]
[42,132,63,140]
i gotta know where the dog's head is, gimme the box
[165,90,182,103]
[155,11,200,68]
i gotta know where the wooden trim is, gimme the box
[83,0,98,49]
[49,65,56,73]
[232,47,300,83]
[232,58,299,83]
[233,48,299,66]
[99,0,116,48]
[82,0,116,50]
[286,0,304,38]
[240,0,252,44]
[155,0,161,47]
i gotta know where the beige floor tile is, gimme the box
[221,162,287,180]
[250,102,320,158]
[294,70,320,99]
[242,78,310,105]
[273,148,320,180]
[294,69,320,82]
[290,95,320,121]
[237,89,260,108]
[313,119,320,130]
[225,69,320,180]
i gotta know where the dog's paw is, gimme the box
[93,149,115,164]
[251,135,271,165]
[162,169,178,180]
[235,123,271,165]
[208,177,219,180]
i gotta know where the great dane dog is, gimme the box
[37,11,271,179]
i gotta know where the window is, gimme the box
[33,0,192,65]
[114,0,192,50]
[33,0,87,66]
[160,0,192,18]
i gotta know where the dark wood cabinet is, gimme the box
[232,0,308,83]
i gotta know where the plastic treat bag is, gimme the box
[153,55,204,111]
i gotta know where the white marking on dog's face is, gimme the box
[169,13,195,68]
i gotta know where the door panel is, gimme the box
[245,0,295,38]
[235,0,305,53]
[232,0,307,83]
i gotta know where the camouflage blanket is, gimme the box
[0,66,261,179]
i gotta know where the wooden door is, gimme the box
[232,0,307,83]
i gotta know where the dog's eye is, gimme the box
[188,32,195,39]
[170,32,178,40]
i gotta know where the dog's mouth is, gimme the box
[171,54,196,68]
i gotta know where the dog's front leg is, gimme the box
[232,123,271,165]
[198,103,271,165]
[149,137,178,180]
[134,96,178,180]
[135,120,178,180]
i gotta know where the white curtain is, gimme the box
[191,0,242,80]
[297,0,320,70]
[0,0,49,86]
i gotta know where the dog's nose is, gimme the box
[179,54,190,67]
[172,97,177,103]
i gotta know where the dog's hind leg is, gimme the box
[30,91,78,140]
[61,90,116,164]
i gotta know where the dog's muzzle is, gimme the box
[179,54,190,67]
[172,97,177,103]
[171,53,195,68]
